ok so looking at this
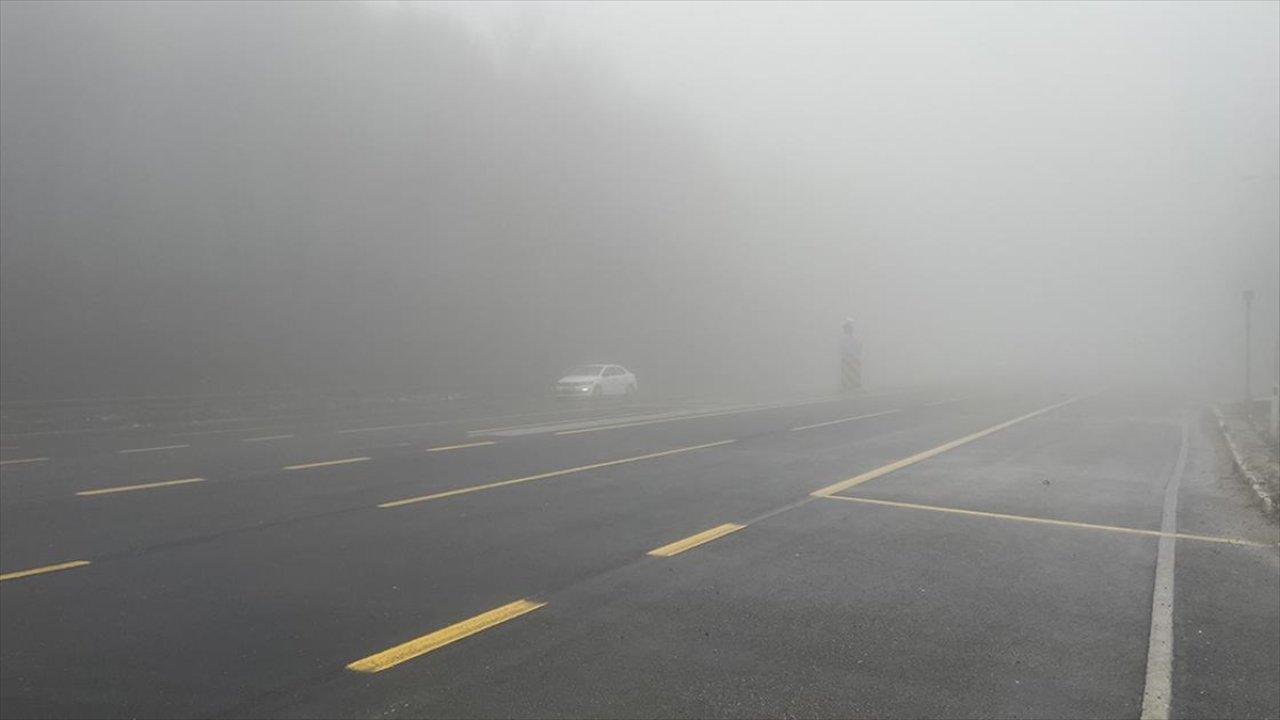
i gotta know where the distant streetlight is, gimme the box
[1243,289,1254,403]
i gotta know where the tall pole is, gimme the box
[1243,289,1254,403]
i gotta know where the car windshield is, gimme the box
[565,365,604,377]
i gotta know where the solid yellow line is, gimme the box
[647,523,746,557]
[76,477,206,496]
[790,409,901,432]
[0,560,92,581]
[346,599,546,673]
[379,439,735,508]
[811,397,1081,497]
[0,457,49,466]
[819,495,1274,547]
[426,441,497,453]
[283,456,370,470]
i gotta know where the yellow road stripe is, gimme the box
[283,456,370,471]
[76,477,206,496]
[791,409,900,432]
[242,434,295,442]
[0,560,91,582]
[647,523,745,557]
[0,457,49,466]
[426,441,496,453]
[346,599,546,673]
[379,439,735,508]
[811,397,1081,497]
[118,444,190,454]
[819,495,1275,547]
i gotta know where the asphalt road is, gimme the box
[1,389,1277,718]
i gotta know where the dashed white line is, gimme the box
[118,444,190,454]
[790,409,900,432]
[921,396,970,407]
[0,457,50,466]
[242,434,296,442]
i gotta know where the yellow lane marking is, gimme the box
[0,560,92,582]
[790,409,901,432]
[379,439,736,508]
[118,444,190,454]
[811,397,1081,497]
[242,434,296,442]
[0,457,49,466]
[647,523,746,557]
[426,441,496,453]
[819,495,1275,547]
[283,457,370,471]
[346,599,546,673]
[77,477,206,496]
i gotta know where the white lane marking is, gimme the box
[921,396,970,407]
[170,425,288,437]
[485,408,731,437]
[1141,416,1189,720]
[552,396,866,437]
[790,409,901,432]
[474,393,910,438]
[0,457,49,466]
[242,434,296,442]
[426,441,496,452]
[337,405,636,435]
[117,444,190,454]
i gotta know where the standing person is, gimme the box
[841,317,863,392]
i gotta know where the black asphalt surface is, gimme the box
[1,389,1276,718]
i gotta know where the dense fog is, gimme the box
[2,1,1277,401]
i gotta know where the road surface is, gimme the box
[2,389,1277,718]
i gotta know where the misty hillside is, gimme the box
[1,2,746,398]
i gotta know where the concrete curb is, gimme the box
[1213,406,1277,517]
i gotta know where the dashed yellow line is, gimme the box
[77,477,205,496]
[283,457,370,471]
[648,523,745,557]
[811,397,1081,497]
[790,409,900,432]
[426,441,496,453]
[346,599,546,673]
[818,495,1274,547]
[379,439,735,508]
[0,457,49,466]
[0,560,91,582]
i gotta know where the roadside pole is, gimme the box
[1243,289,1253,404]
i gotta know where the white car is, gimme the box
[554,364,637,398]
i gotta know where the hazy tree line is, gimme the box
[0,2,760,399]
